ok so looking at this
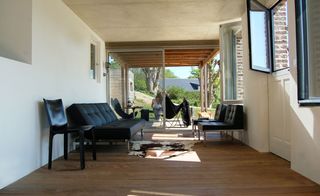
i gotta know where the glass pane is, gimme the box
[220,22,242,101]
[306,0,320,98]
[272,0,289,71]
[90,44,96,79]
[249,11,270,71]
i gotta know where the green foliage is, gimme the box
[167,86,200,107]
[189,67,200,79]
[133,69,147,92]
[110,61,120,69]
[165,69,178,78]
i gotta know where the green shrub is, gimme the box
[166,86,200,107]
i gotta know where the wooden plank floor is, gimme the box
[1,133,320,196]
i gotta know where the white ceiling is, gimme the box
[63,0,245,42]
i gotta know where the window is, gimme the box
[271,0,289,71]
[90,41,101,82]
[247,0,290,73]
[296,0,320,105]
[90,43,96,79]
[220,22,244,101]
[247,0,272,72]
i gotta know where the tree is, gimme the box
[133,69,147,91]
[142,67,161,94]
[165,69,178,78]
[207,59,221,107]
[189,67,200,79]
[188,59,221,108]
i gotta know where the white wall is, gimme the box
[0,0,32,63]
[0,0,106,189]
[242,0,320,184]
[287,0,320,184]
[241,9,270,152]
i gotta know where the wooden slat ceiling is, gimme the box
[110,49,219,68]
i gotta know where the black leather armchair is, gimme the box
[198,105,244,142]
[192,104,227,136]
[43,99,96,169]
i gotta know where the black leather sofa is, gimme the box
[66,103,145,144]
[197,105,244,142]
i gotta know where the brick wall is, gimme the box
[236,31,244,100]
[273,0,289,70]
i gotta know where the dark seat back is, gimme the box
[67,103,118,126]
[165,95,182,119]
[43,99,67,127]
[181,98,191,126]
[224,105,244,129]
[111,98,134,119]
[214,104,227,121]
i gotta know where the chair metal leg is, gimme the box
[79,130,85,170]
[91,130,96,161]
[203,131,207,146]
[127,140,131,152]
[140,129,144,140]
[48,132,54,169]
[64,133,68,160]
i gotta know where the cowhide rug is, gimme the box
[128,140,196,159]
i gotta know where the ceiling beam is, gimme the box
[106,40,219,50]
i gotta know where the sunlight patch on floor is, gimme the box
[151,133,197,141]
[143,149,200,163]
[129,189,194,196]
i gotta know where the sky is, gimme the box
[166,66,194,79]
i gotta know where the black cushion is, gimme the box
[91,119,145,140]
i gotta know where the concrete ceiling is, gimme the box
[63,0,245,42]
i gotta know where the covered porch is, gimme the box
[1,0,320,194]
[106,40,220,130]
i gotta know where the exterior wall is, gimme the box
[110,69,124,104]
[243,0,320,184]
[242,9,270,152]
[110,69,134,105]
[0,0,32,64]
[273,0,289,70]
[236,32,244,100]
[287,0,320,184]
[0,0,106,189]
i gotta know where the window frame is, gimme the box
[220,22,243,102]
[247,0,273,73]
[295,0,320,106]
[270,0,290,72]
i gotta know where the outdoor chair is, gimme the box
[192,103,227,135]
[181,98,191,127]
[43,99,96,170]
[198,105,244,143]
[111,98,137,119]
[165,95,183,127]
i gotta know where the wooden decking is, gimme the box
[1,132,320,195]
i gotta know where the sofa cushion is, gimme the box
[88,119,145,140]
[94,103,118,124]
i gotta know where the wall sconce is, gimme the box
[103,62,111,76]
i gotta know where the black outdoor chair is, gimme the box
[111,98,136,119]
[165,95,183,127]
[181,98,191,127]
[43,99,96,170]
[198,105,244,143]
